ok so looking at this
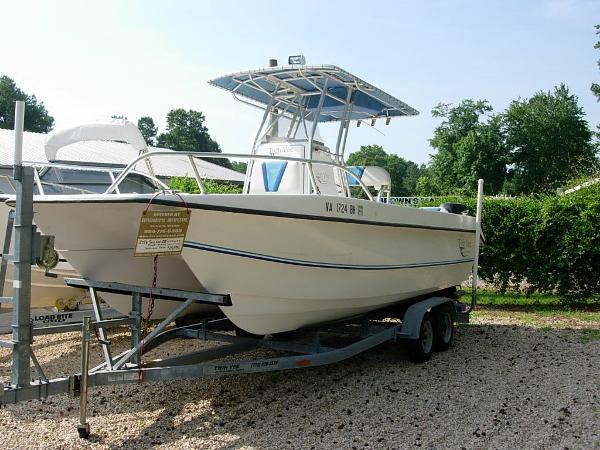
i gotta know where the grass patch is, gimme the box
[461,289,600,326]
[471,307,600,324]
[461,289,600,312]
[580,329,600,343]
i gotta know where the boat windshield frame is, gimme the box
[12,161,169,195]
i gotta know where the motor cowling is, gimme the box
[440,202,468,215]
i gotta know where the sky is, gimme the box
[1,0,599,165]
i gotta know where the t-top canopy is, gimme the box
[209,65,419,123]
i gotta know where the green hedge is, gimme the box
[170,177,599,302]
[168,176,242,194]
[423,185,600,302]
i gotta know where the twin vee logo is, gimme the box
[210,360,279,374]
[458,238,474,257]
[266,145,302,155]
[33,312,74,324]
[325,201,363,216]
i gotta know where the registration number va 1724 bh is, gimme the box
[325,201,363,216]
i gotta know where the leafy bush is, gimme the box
[422,185,600,302]
[168,176,242,194]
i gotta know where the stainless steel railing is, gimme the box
[105,151,376,201]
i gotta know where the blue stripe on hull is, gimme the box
[183,241,473,271]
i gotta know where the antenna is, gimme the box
[288,55,306,65]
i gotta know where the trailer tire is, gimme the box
[406,312,434,363]
[433,303,455,351]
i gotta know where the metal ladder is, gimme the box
[0,209,15,310]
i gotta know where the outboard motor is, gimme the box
[440,202,468,215]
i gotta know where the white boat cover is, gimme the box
[44,120,147,161]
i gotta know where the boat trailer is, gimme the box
[1,275,467,438]
[0,101,483,439]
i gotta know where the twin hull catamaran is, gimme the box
[29,63,477,334]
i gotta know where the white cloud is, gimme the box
[543,0,576,17]
[541,0,599,18]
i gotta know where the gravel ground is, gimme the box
[0,311,598,449]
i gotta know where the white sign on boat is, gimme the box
[134,209,190,256]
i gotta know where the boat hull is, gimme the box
[180,198,475,334]
[2,262,85,309]
[29,198,213,319]
[185,249,470,334]
[30,193,476,331]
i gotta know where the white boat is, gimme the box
[0,159,162,309]
[1,121,213,316]
[29,63,476,333]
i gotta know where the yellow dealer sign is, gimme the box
[135,209,191,256]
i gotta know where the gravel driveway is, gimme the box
[0,310,598,449]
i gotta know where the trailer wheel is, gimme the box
[433,303,455,351]
[406,312,434,363]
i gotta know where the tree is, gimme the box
[592,24,600,104]
[0,75,54,133]
[346,144,423,196]
[416,171,440,196]
[137,116,158,146]
[592,24,600,143]
[384,154,423,196]
[504,84,596,194]
[231,161,247,174]
[402,162,425,196]
[346,144,388,168]
[428,100,509,195]
[157,108,231,168]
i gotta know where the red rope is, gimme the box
[137,190,188,382]
[138,254,158,383]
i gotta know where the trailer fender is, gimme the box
[397,297,454,340]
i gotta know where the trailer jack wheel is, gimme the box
[406,312,434,363]
[433,303,455,351]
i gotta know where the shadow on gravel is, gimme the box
[1,323,598,449]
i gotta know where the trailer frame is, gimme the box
[1,276,461,438]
